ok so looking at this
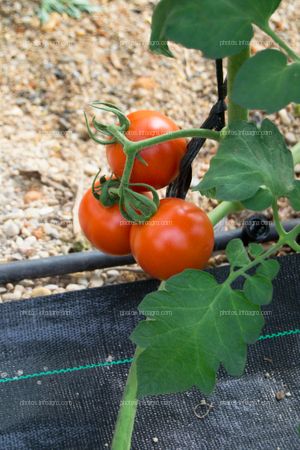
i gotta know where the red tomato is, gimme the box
[130,198,214,280]
[79,186,131,255]
[106,111,187,190]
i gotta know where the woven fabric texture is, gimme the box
[0,254,299,449]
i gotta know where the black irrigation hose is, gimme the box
[1,218,299,284]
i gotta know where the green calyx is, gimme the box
[120,186,160,223]
[91,172,160,223]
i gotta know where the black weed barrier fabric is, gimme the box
[0,254,299,450]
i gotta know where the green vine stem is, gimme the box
[272,201,288,238]
[262,24,300,62]
[131,128,221,149]
[111,347,143,450]
[208,201,243,226]
[227,47,250,123]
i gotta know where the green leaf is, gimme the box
[196,119,295,202]
[226,239,250,268]
[288,180,300,211]
[150,0,281,59]
[257,259,280,280]
[242,188,273,211]
[233,50,300,113]
[248,243,264,258]
[244,274,273,305]
[131,270,264,397]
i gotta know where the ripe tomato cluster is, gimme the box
[79,111,214,280]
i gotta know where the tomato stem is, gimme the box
[111,347,143,450]
[227,47,250,123]
[226,238,284,285]
[262,25,300,62]
[272,201,288,239]
[208,201,243,227]
[130,128,221,152]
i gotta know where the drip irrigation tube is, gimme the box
[0,219,299,284]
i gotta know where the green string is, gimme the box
[0,328,299,384]
[258,328,300,341]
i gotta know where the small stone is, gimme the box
[285,391,292,397]
[44,223,60,239]
[13,285,24,299]
[32,287,52,297]
[6,283,14,291]
[84,163,99,176]
[89,277,104,288]
[278,109,291,126]
[24,190,42,204]
[106,270,119,278]
[15,98,27,106]
[39,207,54,216]
[132,77,157,90]
[66,284,85,292]
[275,390,286,401]
[20,279,34,287]
[152,437,159,443]
[2,293,18,301]
[286,132,297,145]
[44,284,59,291]
[41,12,61,32]
[75,28,86,37]
[3,220,20,237]
[32,227,45,240]
[16,369,24,376]
[9,106,23,116]
[77,278,89,286]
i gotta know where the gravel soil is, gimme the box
[0,0,299,301]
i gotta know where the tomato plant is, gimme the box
[106,110,187,190]
[80,1,300,448]
[130,198,214,280]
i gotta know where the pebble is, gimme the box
[23,190,42,204]
[2,293,19,301]
[106,270,119,279]
[17,236,37,255]
[77,278,89,286]
[3,220,20,237]
[286,132,297,145]
[275,390,286,401]
[44,223,60,239]
[31,287,52,297]
[278,109,291,125]
[20,279,34,287]
[89,277,104,288]
[44,284,59,291]
[13,285,25,300]
[66,284,85,291]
